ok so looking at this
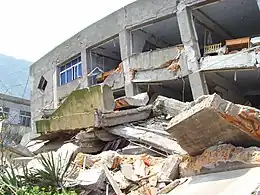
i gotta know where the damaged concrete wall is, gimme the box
[36,85,114,133]
[200,51,258,71]
[129,46,189,83]
[129,46,182,71]
[30,67,56,133]
[30,0,180,131]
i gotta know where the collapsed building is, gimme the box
[20,0,260,194]
[30,0,260,131]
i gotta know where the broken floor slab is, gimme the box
[167,93,260,156]
[114,92,149,110]
[95,105,152,128]
[107,125,186,155]
[168,167,260,195]
[36,84,115,133]
[152,95,188,117]
[179,144,260,177]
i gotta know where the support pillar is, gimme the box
[79,49,89,88]
[257,0,260,10]
[119,30,141,97]
[177,2,209,100]
[52,68,58,108]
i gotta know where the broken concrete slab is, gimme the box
[107,125,186,155]
[114,92,149,110]
[75,168,105,188]
[153,96,188,117]
[179,144,260,177]
[5,143,34,157]
[103,63,125,90]
[159,155,181,180]
[167,93,260,156]
[36,84,115,133]
[95,105,152,128]
[168,167,260,195]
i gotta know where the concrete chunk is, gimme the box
[107,125,186,155]
[167,93,260,156]
[159,155,180,180]
[179,144,260,177]
[114,92,149,110]
[153,96,187,117]
[95,105,152,128]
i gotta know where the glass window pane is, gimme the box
[60,65,66,72]
[78,63,82,77]
[72,58,78,65]
[60,72,66,85]
[78,56,81,63]
[67,69,73,82]
[66,62,72,69]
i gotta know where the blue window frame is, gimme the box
[59,56,83,85]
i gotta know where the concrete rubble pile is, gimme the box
[7,85,260,194]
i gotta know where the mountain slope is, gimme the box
[0,54,31,99]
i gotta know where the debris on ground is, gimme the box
[4,87,260,194]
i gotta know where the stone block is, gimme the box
[152,95,187,117]
[167,93,260,156]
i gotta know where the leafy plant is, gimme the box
[0,151,78,194]
[31,151,76,187]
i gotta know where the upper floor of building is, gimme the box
[29,0,260,128]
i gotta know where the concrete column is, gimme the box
[80,49,89,88]
[52,67,58,108]
[119,30,141,97]
[177,2,209,100]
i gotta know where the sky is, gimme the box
[0,0,136,62]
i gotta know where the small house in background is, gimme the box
[0,93,31,143]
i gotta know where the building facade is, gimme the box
[30,0,260,132]
[0,93,31,143]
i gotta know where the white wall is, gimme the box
[0,100,30,125]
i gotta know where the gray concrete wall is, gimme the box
[200,52,258,71]
[30,0,180,131]
[128,46,182,71]
[30,0,226,131]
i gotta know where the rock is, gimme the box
[99,151,122,169]
[167,93,260,156]
[134,159,146,177]
[75,168,105,188]
[149,175,158,187]
[121,163,138,181]
[113,171,131,190]
[158,155,181,180]
[179,144,260,177]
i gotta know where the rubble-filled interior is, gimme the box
[88,37,122,86]
[131,16,182,53]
